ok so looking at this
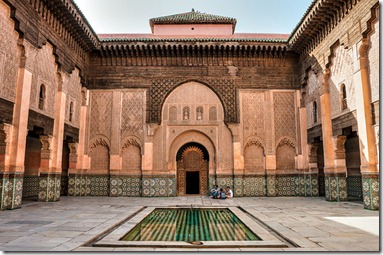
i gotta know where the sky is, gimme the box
[74,0,314,34]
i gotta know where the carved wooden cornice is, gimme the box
[96,42,289,67]
[288,0,364,54]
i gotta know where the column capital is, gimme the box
[359,38,369,59]
[320,68,331,95]
[359,38,370,69]
[39,135,53,160]
[308,143,318,164]
[333,135,347,160]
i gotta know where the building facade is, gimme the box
[0,0,379,210]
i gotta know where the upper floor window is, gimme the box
[340,83,348,111]
[69,101,74,122]
[196,106,203,120]
[313,101,318,123]
[209,106,217,121]
[38,84,46,110]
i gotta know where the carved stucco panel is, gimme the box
[121,91,145,141]
[368,17,379,103]
[274,92,296,144]
[0,2,19,102]
[241,91,265,143]
[64,69,82,128]
[89,91,113,140]
[29,43,58,118]
[329,45,356,116]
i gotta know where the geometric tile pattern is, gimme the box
[243,176,266,196]
[68,174,109,196]
[110,176,141,197]
[142,176,176,197]
[0,173,23,210]
[233,176,243,197]
[22,176,39,198]
[325,174,347,202]
[347,176,363,199]
[216,176,233,192]
[38,173,61,202]
[298,174,319,197]
[362,174,379,210]
[276,176,299,196]
[267,175,276,197]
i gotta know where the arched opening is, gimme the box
[344,129,362,201]
[176,142,209,196]
[61,137,70,196]
[22,126,44,201]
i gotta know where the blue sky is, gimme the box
[74,0,314,34]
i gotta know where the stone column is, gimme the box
[318,68,339,202]
[38,135,60,202]
[69,88,89,196]
[1,40,33,210]
[229,124,243,197]
[141,124,156,197]
[109,91,122,197]
[326,135,347,202]
[356,39,379,210]
[265,91,276,197]
[38,77,67,202]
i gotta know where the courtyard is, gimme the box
[0,196,379,252]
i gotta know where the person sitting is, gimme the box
[226,186,233,198]
[210,185,219,198]
[219,188,226,199]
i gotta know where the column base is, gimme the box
[38,173,61,202]
[325,173,347,202]
[362,174,379,210]
[0,173,23,210]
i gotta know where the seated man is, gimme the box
[219,188,226,199]
[226,186,233,198]
[210,185,219,198]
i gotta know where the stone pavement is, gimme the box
[0,196,379,252]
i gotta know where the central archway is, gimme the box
[176,142,209,196]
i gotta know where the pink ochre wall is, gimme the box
[153,24,233,36]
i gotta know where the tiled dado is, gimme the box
[347,175,363,199]
[110,176,141,197]
[0,173,23,210]
[362,174,379,210]
[68,174,109,196]
[142,175,176,197]
[325,173,347,202]
[297,174,319,197]
[22,175,39,198]
[38,173,61,202]
[243,176,266,197]
[276,175,299,196]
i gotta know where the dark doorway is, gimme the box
[186,172,200,194]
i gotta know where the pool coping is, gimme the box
[92,206,288,248]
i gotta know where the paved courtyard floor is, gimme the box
[0,196,379,252]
